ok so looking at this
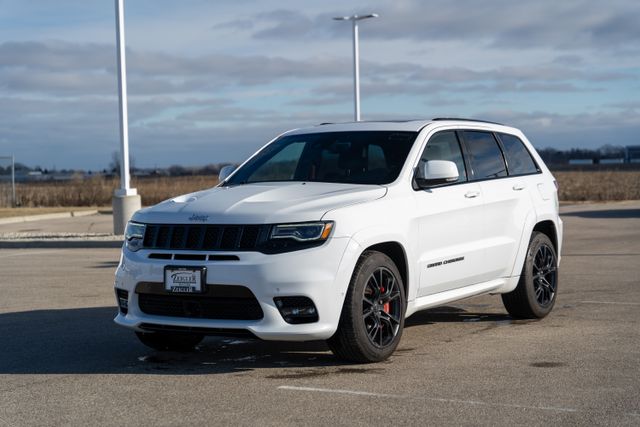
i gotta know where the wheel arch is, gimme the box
[498,216,560,294]
[532,220,558,253]
[362,241,409,300]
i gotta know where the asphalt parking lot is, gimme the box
[0,202,639,426]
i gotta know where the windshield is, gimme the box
[226,131,418,186]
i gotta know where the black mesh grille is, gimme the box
[185,226,204,249]
[142,224,265,251]
[220,227,240,250]
[203,226,220,249]
[137,285,263,321]
[156,226,170,247]
[239,226,260,249]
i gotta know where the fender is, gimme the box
[349,227,417,303]
[495,212,560,294]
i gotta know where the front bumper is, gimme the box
[114,236,362,341]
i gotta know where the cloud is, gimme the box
[239,0,639,54]
[476,109,640,149]
[1,40,633,100]
[1,0,638,170]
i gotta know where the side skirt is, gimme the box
[405,279,506,317]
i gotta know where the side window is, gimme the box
[498,133,539,175]
[420,131,467,183]
[462,131,507,180]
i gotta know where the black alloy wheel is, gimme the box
[532,243,557,307]
[362,267,403,348]
[327,250,406,363]
[502,231,559,319]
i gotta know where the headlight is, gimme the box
[124,221,146,252]
[262,221,334,254]
[270,222,334,242]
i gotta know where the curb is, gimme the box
[0,238,123,249]
[0,210,99,225]
[0,231,123,249]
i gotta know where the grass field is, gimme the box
[2,175,217,208]
[0,171,638,209]
[554,171,640,202]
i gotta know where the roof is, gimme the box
[286,118,513,135]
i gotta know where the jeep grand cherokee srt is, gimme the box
[114,118,562,362]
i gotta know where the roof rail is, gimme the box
[432,117,504,126]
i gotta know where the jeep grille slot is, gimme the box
[142,224,265,251]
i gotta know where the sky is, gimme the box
[0,0,638,170]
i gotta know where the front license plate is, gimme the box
[164,267,205,293]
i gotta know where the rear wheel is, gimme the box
[502,232,558,319]
[327,251,406,363]
[135,331,204,352]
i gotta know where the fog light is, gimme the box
[274,297,319,324]
[116,288,129,315]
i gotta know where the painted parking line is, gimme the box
[580,301,640,306]
[277,385,578,413]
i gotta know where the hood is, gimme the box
[132,182,387,224]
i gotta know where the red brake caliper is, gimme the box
[381,285,390,313]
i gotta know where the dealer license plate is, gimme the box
[164,267,205,293]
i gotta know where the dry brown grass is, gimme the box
[5,175,218,208]
[2,171,638,208]
[554,171,640,202]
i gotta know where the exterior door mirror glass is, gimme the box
[218,165,236,182]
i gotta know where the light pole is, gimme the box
[333,13,378,122]
[112,0,141,234]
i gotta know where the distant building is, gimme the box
[625,146,640,163]
[569,159,594,165]
[600,158,624,165]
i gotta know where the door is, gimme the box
[414,131,487,297]
[461,131,536,280]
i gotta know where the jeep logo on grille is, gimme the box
[188,214,209,222]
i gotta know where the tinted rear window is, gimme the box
[463,131,507,180]
[498,133,539,175]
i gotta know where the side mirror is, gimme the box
[218,165,236,182]
[416,160,459,187]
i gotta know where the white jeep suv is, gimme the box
[114,118,562,362]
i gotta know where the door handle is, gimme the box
[512,183,526,191]
[464,191,480,198]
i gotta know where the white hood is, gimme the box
[132,182,387,224]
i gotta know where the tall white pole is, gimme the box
[352,19,360,122]
[333,14,377,122]
[115,0,134,196]
[112,0,140,235]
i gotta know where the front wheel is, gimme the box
[502,232,558,319]
[135,331,204,352]
[327,251,406,363]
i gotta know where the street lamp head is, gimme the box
[332,13,379,21]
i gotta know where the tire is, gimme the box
[327,250,406,363]
[502,232,558,319]
[135,331,204,352]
